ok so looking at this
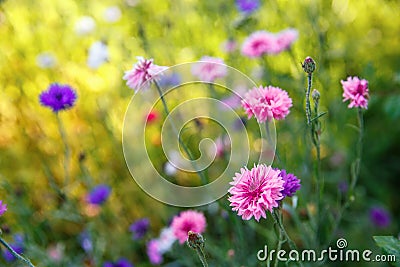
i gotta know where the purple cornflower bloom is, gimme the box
[2,234,24,262]
[39,83,77,112]
[129,218,150,240]
[157,72,181,88]
[86,184,111,205]
[104,258,134,267]
[370,206,391,228]
[279,169,301,198]
[79,231,93,253]
[0,200,7,216]
[236,0,260,14]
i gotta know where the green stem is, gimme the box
[195,247,209,267]
[154,81,208,184]
[273,210,284,267]
[305,73,312,125]
[56,113,70,187]
[0,236,36,267]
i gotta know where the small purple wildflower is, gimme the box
[79,231,93,253]
[157,72,181,88]
[147,239,162,265]
[279,169,301,198]
[129,218,150,240]
[236,0,260,14]
[338,181,348,194]
[370,206,391,228]
[0,200,7,216]
[104,258,134,267]
[2,234,24,262]
[39,83,77,113]
[86,184,111,205]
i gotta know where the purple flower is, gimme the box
[104,258,134,267]
[0,200,7,216]
[79,231,93,253]
[2,235,24,262]
[279,169,301,198]
[370,206,391,228]
[86,184,111,205]
[39,83,77,112]
[338,181,348,193]
[157,73,181,88]
[147,239,163,265]
[129,218,150,240]
[236,0,260,14]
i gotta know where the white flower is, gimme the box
[103,6,121,23]
[75,16,96,35]
[36,52,56,68]
[87,41,108,69]
[157,227,176,253]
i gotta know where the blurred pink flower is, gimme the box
[242,85,293,122]
[123,57,167,92]
[341,76,369,109]
[171,210,206,244]
[241,31,277,58]
[228,164,284,221]
[221,39,238,53]
[147,239,163,265]
[276,28,299,52]
[191,56,227,82]
[0,200,7,216]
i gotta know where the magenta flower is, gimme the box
[242,85,293,122]
[228,164,284,221]
[39,83,77,113]
[191,56,227,82]
[171,210,206,244]
[123,57,167,92]
[369,206,391,228]
[241,31,277,58]
[147,239,163,265]
[341,76,369,109]
[276,28,299,52]
[0,200,7,216]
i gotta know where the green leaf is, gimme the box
[373,236,400,266]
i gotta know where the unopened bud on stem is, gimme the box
[302,57,316,74]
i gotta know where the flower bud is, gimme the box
[302,57,316,74]
[187,231,205,250]
[312,89,320,103]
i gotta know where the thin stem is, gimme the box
[195,247,209,267]
[154,81,208,184]
[272,209,303,267]
[305,74,312,125]
[56,113,70,187]
[0,236,36,267]
[273,210,284,267]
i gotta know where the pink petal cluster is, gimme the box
[0,200,7,216]
[191,56,227,82]
[241,28,298,58]
[123,56,167,92]
[147,239,163,265]
[146,227,177,265]
[228,164,284,221]
[341,76,369,109]
[171,210,206,244]
[242,85,293,122]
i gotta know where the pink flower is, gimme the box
[147,239,163,265]
[276,28,298,52]
[221,39,238,53]
[241,29,298,57]
[145,110,159,124]
[242,85,292,122]
[228,164,284,221]
[123,57,167,92]
[171,210,206,244]
[0,200,7,216]
[341,76,369,109]
[191,56,227,82]
[241,31,277,58]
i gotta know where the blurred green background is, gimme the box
[0,0,399,266]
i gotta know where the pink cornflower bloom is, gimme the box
[341,76,369,109]
[171,210,206,244]
[147,239,163,265]
[228,164,284,221]
[0,200,7,216]
[276,28,298,53]
[242,85,292,123]
[191,56,227,82]
[221,39,238,53]
[123,57,167,92]
[241,31,277,58]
